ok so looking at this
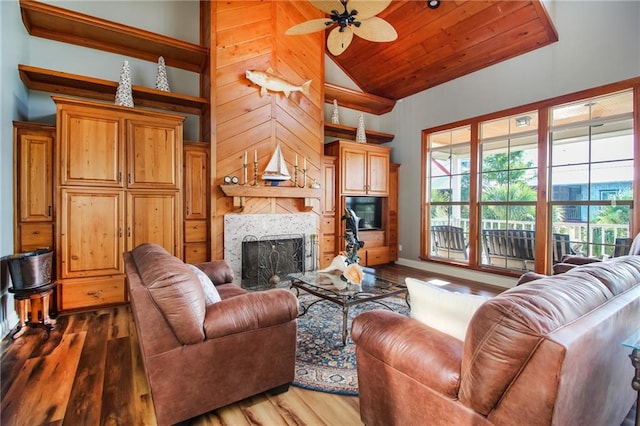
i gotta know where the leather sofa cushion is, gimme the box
[460,272,612,415]
[132,243,206,344]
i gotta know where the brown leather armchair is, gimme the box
[124,243,298,425]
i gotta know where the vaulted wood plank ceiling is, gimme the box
[327,0,558,100]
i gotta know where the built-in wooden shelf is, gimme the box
[19,65,208,115]
[324,123,395,144]
[220,185,321,212]
[20,0,208,73]
[324,83,396,115]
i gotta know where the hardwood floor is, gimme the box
[0,264,635,425]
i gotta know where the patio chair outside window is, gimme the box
[431,225,468,260]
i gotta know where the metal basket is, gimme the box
[5,249,53,290]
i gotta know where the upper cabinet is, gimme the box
[18,0,208,114]
[325,140,391,197]
[15,122,54,222]
[58,106,122,187]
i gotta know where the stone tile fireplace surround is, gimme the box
[223,213,319,286]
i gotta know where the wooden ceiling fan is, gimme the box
[286,0,397,56]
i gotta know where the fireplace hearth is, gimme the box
[241,234,305,289]
[223,213,319,286]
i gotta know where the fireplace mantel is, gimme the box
[220,185,321,212]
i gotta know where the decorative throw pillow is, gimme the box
[187,264,221,306]
[405,277,490,341]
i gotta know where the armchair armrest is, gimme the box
[195,260,234,285]
[351,310,463,398]
[204,289,298,339]
[560,255,601,265]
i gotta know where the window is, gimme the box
[550,90,634,258]
[422,81,638,274]
[479,112,538,270]
[426,126,470,261]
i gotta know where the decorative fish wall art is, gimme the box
[245,68,311,98]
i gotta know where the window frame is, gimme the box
[420,77,640,276]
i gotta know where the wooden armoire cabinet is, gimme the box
[54,97,185,311]
[388,163,400,262]
[183,142,209,263]
[319,155,337,269]
[13,121,55,253]
[324,140,396,267]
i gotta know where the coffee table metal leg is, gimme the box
[342,306,349,346]
[630,347,640,426]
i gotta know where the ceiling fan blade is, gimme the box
[347,0,392,19]
[327,26,354,56]
[309,1,345,15]
[286,18,333,35]
[352,16,398,42]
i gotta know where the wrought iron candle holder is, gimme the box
[252,161,259,186]
[293,165,307,188]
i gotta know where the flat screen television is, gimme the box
[344,196,383,231]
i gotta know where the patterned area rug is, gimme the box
[293,294,409,395]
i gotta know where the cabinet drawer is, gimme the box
[20,223,53,252]
[184,220,207,242]
[320,217,335,234]
[184,243,208,264]
[365,246,390,266]
[360,230,385,248]
[320,253,336,270]
[321,235,335,252]
[59,276,125,311]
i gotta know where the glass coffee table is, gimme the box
[288,270,408,345]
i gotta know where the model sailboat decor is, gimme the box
[262,144,291,186]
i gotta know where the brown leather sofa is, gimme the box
[352,255,640,426]
[124,243,298,425]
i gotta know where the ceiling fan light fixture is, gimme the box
[427,0,441,9]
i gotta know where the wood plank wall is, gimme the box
[203,1,325,259]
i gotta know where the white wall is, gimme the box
[1,0,30,337]
[384,1,640,285]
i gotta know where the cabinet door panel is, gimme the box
[184,146,208,219]
[128,119,180,188]
[19,132,53,222]
[322,159,336,215]
[127,191,180,256]
[59,111,123,186]
[60,189,124,278]
[342,148,367,194]
[367,151,389,195]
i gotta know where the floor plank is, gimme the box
[0,263,635,425]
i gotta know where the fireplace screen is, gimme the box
[241,234,305,289]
